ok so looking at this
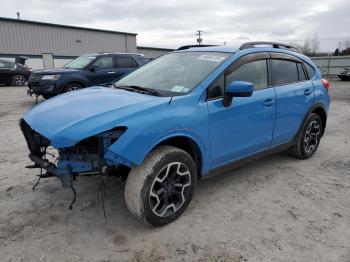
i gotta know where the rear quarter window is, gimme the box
[297,63,307,81]
[304,63,315,79]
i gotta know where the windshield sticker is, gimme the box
[198,54,226,62]
[171,85,187,93]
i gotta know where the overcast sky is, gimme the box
[1,0,349,51]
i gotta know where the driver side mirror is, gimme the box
[222,81,254,107]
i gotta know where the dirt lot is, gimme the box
[0,81,349,262]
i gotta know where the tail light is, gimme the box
[322,79,330,91]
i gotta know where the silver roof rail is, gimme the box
[239,41,301,53]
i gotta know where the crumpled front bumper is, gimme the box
[20,119,72,185]
[20,119,128,186]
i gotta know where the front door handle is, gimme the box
[304,88,312,96]
[108,71,116,74]
[263,98,275,107]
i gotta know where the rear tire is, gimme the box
[12,75,26,86]
[289,113,322,159]
[125,145,197,227]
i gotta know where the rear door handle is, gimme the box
[108,71,116,74]
[263,98,275,107]
[304,88,312,96]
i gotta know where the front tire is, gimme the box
[42,94,54,99]
[125,145,197,227]
[289,113,322,159]
[64,83,83,92]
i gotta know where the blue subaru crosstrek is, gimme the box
[28,53,150,99]
[20,42,330,226]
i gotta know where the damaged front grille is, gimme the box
[20,121,127,210]
[29,74,43,83]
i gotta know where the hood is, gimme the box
[23,87,169,147]
[33,68,82,74]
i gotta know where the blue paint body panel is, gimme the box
[22,46,330,180]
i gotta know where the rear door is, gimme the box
[270,53,315,146]
[0,61,13,84]
[115,56,138,80]
[207,53,277,168]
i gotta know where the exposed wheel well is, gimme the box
[312,107,327,135]
[159,136,202,179]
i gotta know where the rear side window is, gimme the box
[137,57,150,65]
[304,63,315,79]
[297,63,307,81]
[226,59,268,90]
[272,59,298,85]
[116,57,137,68]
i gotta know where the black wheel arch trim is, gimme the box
[63,80,85,91]
[300,102,327,137]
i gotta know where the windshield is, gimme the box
[63,56,96,69]
[115,52,230,94]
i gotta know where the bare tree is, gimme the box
[302,38,311,55]
[310,33,320,54]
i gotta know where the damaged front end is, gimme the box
[20,119,127,187]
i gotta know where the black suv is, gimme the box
[0,60,32,86]
[28,53,150,99]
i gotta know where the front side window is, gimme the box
[227,59,268,90]
[207,75,225,99]
[207,59,268,99]
[64,56,96,69]
[115,52,230,94]
[272,59,298,85]
[93,56,114,69]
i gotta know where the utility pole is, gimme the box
[196,30,203,45]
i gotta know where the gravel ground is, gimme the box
[0,81,349,262]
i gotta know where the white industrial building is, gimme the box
[0,17,173,69]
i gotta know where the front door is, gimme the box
[86,56,117,85]
[207,56,276,169]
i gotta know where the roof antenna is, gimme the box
[16,12,20,19]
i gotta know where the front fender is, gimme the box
[104,95,211,174]
[61,76,87,87]
[104,129,210,174]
